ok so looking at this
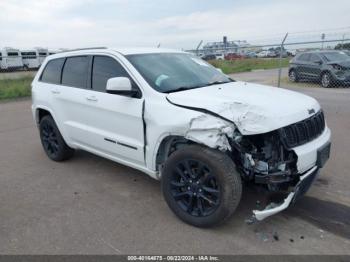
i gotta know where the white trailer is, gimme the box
[35,48,49,65]
[0,47,23,70]
[21,50,40,69]
[21,48,49,70]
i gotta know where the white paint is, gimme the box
[293,127,331,173]
[185,114,235,151]
[167,81,321,135]
[32,48,330,183]
[253,192,295,221]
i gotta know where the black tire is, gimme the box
[321,72,333,88]
[161,145,242,227]
[289,69,299,83]
[39,115,74,161]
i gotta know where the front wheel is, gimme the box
[161,145,242,227]
[321,72,333,88]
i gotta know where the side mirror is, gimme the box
[314,60,323,65]
[106,77,138,97]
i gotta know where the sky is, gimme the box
[0,0,349,50]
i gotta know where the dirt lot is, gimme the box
[0,69,349,254]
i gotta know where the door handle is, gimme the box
[51,89,60,94]
[86,96,98,102]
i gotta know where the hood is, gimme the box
[327,60,350,69]
[167,81,320,135]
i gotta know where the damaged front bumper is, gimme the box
[253,165,319,221]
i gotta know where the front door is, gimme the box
[80,55,145,165]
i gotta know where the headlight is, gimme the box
[331,64,343,71]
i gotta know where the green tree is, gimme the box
[335,43,350,50]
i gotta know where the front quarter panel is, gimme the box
[144,95,204,172]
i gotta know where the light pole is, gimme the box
[321,33,325,49]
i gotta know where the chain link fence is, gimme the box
[186,30,350,89]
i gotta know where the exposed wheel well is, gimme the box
[156,136,195,172]
[36,108,51,124]
[321,70,331,77]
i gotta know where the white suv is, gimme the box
[31,47,331,227]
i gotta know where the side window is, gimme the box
[40,58,65,84]
[92,56,130,92]
[298,53,310,62]
[310,54,321,63]
[62,56,89,89]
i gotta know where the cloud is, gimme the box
[0,0,349,50]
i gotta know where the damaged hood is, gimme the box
[167,81,320,135]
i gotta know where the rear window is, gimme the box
[297,53,310,61]
[40,58,65,84]
[61,56,89,89]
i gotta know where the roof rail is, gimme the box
[59,47,107,53]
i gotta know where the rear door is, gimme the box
[49,55,95,148]
[295,53,311,78]
[83,55,145,165]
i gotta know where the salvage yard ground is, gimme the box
[0,69,350,254]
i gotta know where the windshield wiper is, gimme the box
[164,80,233,93]
[164,85,203,93]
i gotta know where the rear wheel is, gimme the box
[289,69,299,82]
[39,115,74,161]
[161,145,242,227]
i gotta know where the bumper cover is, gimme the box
[253,166,318,221]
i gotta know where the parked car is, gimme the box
[32,48,331,227]
[214,53,225,60]
[201,54,216,61]
[267,50,277,57]
[257,50,273,58]
[244,51,257,58]
[225,53,244,60]
[287,50,297,57]
[289,50,350,88]
[275,49,288,58]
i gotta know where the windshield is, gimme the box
[126,53,232,93]
[321,52,349,62]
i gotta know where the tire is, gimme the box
[161,145,242,227]
[289,69,299,83]
[39,115,74,161]
[321,72,333,88]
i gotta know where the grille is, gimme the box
[280,110,325,148]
